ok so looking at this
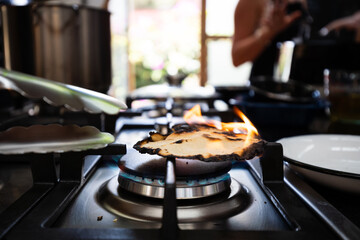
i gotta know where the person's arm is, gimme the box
[320,11,360,42]
[321,11,360,33]
[231,0,301,67]
[231,0,268,67]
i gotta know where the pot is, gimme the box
[249,76,320,103]
[32,3,111,93]
[1,2,112,93]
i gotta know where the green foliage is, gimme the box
[135,62,166,88]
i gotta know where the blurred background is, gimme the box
[1,0,360,139]
[1,0,359,100]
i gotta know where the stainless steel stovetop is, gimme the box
[1,114,360,240]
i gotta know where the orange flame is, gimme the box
[183,104,259,147]
[183,105,207,125]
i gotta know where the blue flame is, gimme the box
[157,179,165,186]
[144,178,153,184]
[119,170,230,188]
[186,180,195,186]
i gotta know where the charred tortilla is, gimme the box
[133,124,266,162]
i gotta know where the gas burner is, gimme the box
[97,176,251,222]
[96,147,250,222]
[115,148,233,199]
[118,149,233,178]
[117,169,231,199]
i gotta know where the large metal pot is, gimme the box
[0,4,35,73]
[1,2,111,93]
[32,3,111,93]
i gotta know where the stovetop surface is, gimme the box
[53,158,289,231]
[51,126,285,229]
[1,112,360,239]
[0,162,32,213]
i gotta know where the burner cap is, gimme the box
[118,169,231,199]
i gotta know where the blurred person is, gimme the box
[232,0,311,79]
[320,11,360,42]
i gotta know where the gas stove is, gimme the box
[1,97,360,240]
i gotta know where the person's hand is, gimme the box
[261,0,302,40]
[320,11,360,36]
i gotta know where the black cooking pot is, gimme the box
[249,76,320,103]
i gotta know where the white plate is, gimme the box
[0,68,127,115]
[277,134,360,194]
[0,124,114,154]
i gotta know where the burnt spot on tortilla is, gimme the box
[214,130,240,138]
[225,136,244,141]
[202,133,221,141]
[172,124,203,133]
[174,139,184,144]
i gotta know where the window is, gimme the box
[128,0,201,89]
[201,0,251,87]
[109,0,250,100]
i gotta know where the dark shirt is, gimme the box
[250,2,311,79]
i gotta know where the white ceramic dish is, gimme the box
[277,134,360,194]
[0,68,127,115]
[0,124,114,154]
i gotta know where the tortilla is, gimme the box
[133,124,266,162]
